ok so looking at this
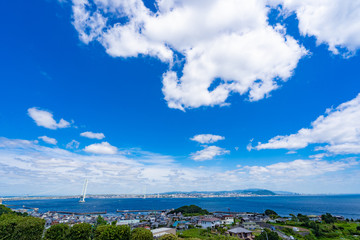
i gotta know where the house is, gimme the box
[151,228,176,239]
[335,216,345,221]
[242,222,259,230]
[228,227,254,240]
[275,218,288,223]
[221,215,235,225]
[116,219,140,225]
[199,217,221,229]
[173,220,189,229]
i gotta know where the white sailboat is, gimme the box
[79,179,88,203]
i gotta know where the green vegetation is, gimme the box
[242,189,276,196]
[272,213,360,240]
[0,205,13,216]
[0,213,45,240]
[95,225,131,240]
[68,223,92,240]
[169,205,209,216]
[96,215,108,227]
[265,209,278,216]
[130,228,153,240]
[321,213,337,224]
[255,229,280,240]
[44,223,70,240]
[159,234,178,240]
[178,228,238,240]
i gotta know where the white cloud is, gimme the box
[191,146,229,161]
[71,0,307,110]
[270,0,360,56]
[243,158,358,179]
[38,136,57,145]
[66,140,80,149]
[80,131,105,139]
[0,137,359,195]
[255,94,360,154]
[28,107,71,130]
[84,142,118,154]
[190,134,225,144]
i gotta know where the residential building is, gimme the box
[151,228,176,238]
[242,221,259,230]
[199,217,221,229]
[228,227,254,240]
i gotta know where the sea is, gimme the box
[3,195,360,219]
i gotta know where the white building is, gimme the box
[221,215,235,225]
[151,228,176,238]
[116,219,140,225]
[199,217,221,229]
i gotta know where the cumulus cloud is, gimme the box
[255,94,360,154]
[191,146,229,161]
[84,142,118,154]
[71,0,307,110]
[28,107,71,130]
[80,131,105,139]
[0,137,359,195]
[242,158,358,179]
[0,137,208,195]
[38,136,57,145]
[270,0,360,56]
[190,134,225,144]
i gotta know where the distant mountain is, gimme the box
[163,189,278,196]
[241,189,276,195]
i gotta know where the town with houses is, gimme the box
[9,205,348,240]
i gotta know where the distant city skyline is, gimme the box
[1,0,360,195]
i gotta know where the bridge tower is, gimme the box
[79,179,88,203]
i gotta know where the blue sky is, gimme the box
[1,0,360,195]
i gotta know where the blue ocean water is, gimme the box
[4,195,360,219]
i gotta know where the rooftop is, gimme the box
[228,227,252,234]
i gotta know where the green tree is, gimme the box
[264,209,278,216]
[309,222,323,237]
[0,214,21,240]
[0,205,13,216]
[255,229,280,240]
[131,228,153,240]
[169,205,209,215]
[356,225,360,231]
[68,223,92,240]
[0,214,44,240]
[159,234,177,240]
[95,225,130,240]
[321,213,336,224]
[12,216,45,240]
[297,214,310,223]
[44,223,70,240]
[290,214,298,222]
[96,215,108,226]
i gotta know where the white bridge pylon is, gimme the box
[79,179,88,203]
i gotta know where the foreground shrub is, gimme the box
[95,225,131,240]
[68,223,92,240]
[0,214,45,240]
[159,234,177,240]
[44,223,70,240]
[131,228,153,240]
